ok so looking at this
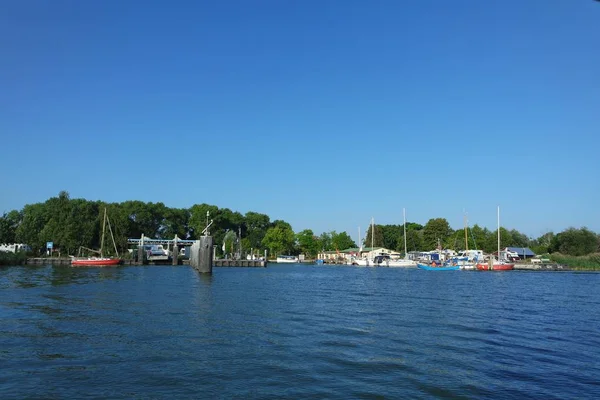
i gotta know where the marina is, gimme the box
[22,257,568,270]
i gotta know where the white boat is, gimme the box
[276,255,299,263]
[354,256,378,267]
[387,258,417,268]
[447,214,482,270]
[355,217,377,266]
[387,208,417,268]
[374,254,417,267]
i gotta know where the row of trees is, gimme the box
[1,192,598,258]
[0,191,357,258]
[362,218,599,257]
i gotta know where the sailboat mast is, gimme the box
[464,213,468,252]
[403,208,408,257]
[358,226,361,250]
[371,217,374,250]
[106,212,119,257]
[100,208,107,258]
[497,206,500,258]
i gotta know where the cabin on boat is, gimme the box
[317,247,398,264]
[412,249,458,263]
[505,247,536,260]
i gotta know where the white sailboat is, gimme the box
[476,206,514,271]
[355,217,376,266]
[387,208,417,268]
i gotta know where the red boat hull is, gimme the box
[476,263,514,271]
[72,258,121,267]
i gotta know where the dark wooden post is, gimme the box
[137,246,144,265]
[172,244,179,266]
[190,237,213,274]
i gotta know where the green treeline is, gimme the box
[0,191,356,259]
[1,192,599,262]
[364,217,600,257]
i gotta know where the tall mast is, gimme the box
[106,211,119,257]
[403,208,408,257]
[371,217,374,250]
[497,206,501,258]
[100,208,107,258]
[464,213,468,251]
[358,226,361,251]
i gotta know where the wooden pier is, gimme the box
[24,257,266,268]
[212,259,267,267]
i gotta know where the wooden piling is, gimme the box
[190,236,213,274]
[172,245,179,266]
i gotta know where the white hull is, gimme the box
[353,258,416,267]
[276,256,299,263]
[354,258,374,267]
[386,259,417,268]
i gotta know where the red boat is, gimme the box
[71,208,121,267]
[72,257,121,267]
[477,206,514,272]
[476,262,514,271]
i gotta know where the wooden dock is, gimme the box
[212,259,266,267]
[25,257,266,267]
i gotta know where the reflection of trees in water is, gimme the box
[50,264,124,287]
[2,264,52,289]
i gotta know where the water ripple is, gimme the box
[1,265,600,398]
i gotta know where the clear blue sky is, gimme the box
[2,0,599,240]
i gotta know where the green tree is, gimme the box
[62,199,101,255]
[531,232,554,254]
[379,225,402,251]
[399,229,424,252]
[422,218,452,250]
[16,202,51,253]
[121,200,166,239]
[159,208,190,239]
[317,232,332,252]
[296,229,319,258]
[189,203,219,238]
[468,224,490,251]
[37,191,72,253]
[262,225,296,256]
[331,231,357,251]
[244,211,270,250]
[363,224,384,248]
[549,227,599,256]
[509,229,529,248]
[481,227,514,254]
[0,210,21,244]
[222,229,238,257]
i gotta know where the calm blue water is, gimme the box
[1,264,599,399]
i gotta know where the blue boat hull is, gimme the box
[417,264,460,271]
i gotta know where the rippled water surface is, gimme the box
[1,264,600,399]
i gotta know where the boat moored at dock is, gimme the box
[276,255,299,263]
[417,263,460,271]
